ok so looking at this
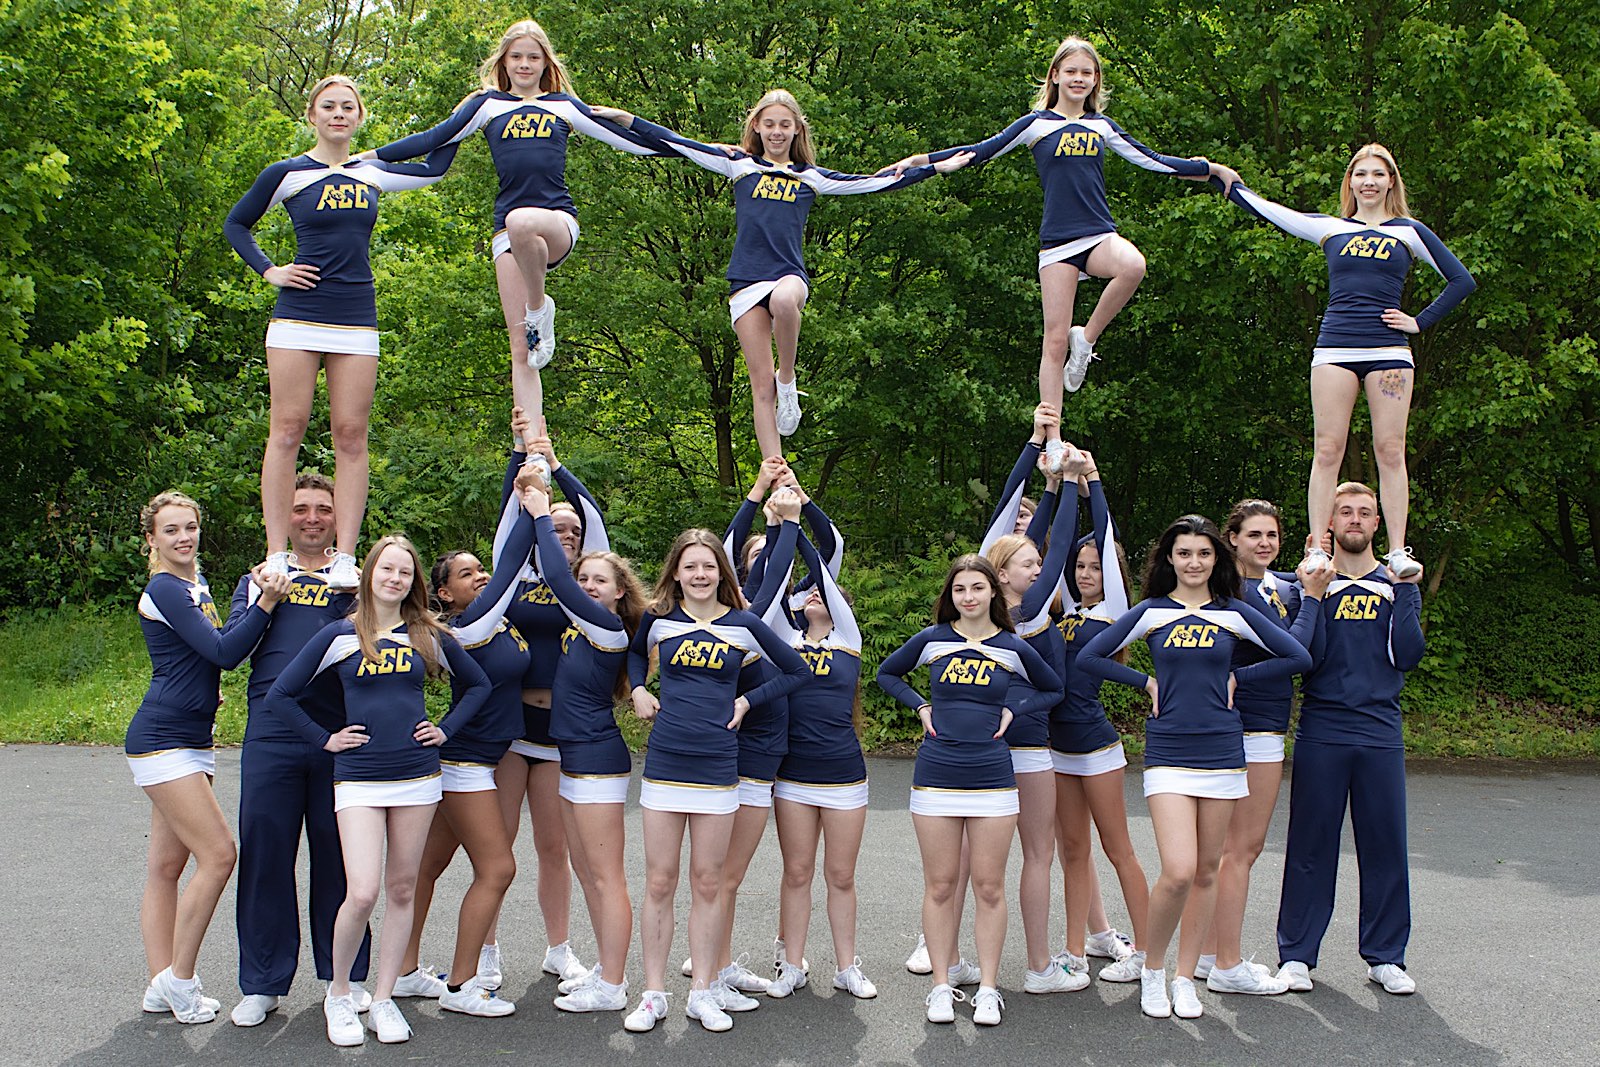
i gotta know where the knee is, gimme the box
[645,870,678,904]
[1158,864,1195,896]
[506,212,545,246]
[823,863,855,894]
[770,292,803,322]
[1372,434,1408,471]
[534,834,568,868]
[329,417,369,456]
[266,413,310,452]
[970,875,1005,909]
[689,868,722,903]
[924,875,957,907]
[1041,324,1071,357]
[150,851,189,884]
[203,837,239,877]
[782,860,816,891]
[1121,251,1148,282]
[344,882,381,915]
[1312,432,1347,469]
[385,877,418,909]
[480,853,517,893]
[748,366,776,404]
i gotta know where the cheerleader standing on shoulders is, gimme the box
[877,556,1064,1028]
[267,537,493,1045]
[224,75,458,586]
[1078,516,1313,1021]
[130,492,289,1023]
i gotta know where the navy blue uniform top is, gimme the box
[267,621,491,783]
[1298,569,1425,749]
[929,111,1209,247]
[224,152,457,327]
[373,91,659,230]
[629,117,938,289]
[877,625,1062,790]
[1221,182,1476,349]
[535,515,632,746]
[724,496,843,601]
[1078,596,1313,769]
[979,439,1044,556]
[229,566,354,744]
[628,604,811,765]
[730,519,808,763]
[1003,480,1081,749]
[128,572,274,754]
[441,508,537,763]
[1232,571,1310,734]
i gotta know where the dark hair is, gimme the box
[1140,515,1239,602]
[294,471,336,496]
[933,554,1014,632]
[1223,498,1281,540]
[429,550,478,616]
[1066,534,1131,608]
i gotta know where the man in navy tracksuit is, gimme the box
[1276,481,1426,996]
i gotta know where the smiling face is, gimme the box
[147,504,200,572]
[368,543,416,608]
[437,552,489,611]
[289,487,335,558]
[502,36,548,94]
[1169,533,1216,593]
[551,506,583,564]
[1348,158,1393,212]
[801,586,832,629]
[1074,541,1103,604]
[1332,492,1380,553]
[675,544,722,607]
[950,568,995,623]
[1052,50,1100,110]
[578,557,624,609]
[307,81,363,145]
[997,541,1042,601]
[754,104,798,159]
[1230,514,1281,574]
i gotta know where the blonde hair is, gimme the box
[1340,144,1411,219]
[305,74,366,125]
[479,20,572,95]
[986,533,1040,587]
[1034,37,1110,113]
[740,90,816,168]
[140,491,201,575]
[352,535,450,674]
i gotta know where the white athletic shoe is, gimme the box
[229,993,278,1027]
[364,998,412,1043]
[1100,950,1147,984]
[768,960,809,998]
[924,983,965,1024]
[555,975,629,1013]
[325,550,359,589]
[558,967,595,996]
[1301,546,1334,575]
[525,452,551,488]
[1207,960,1290,995]
[392,966,448,998]
[152,968,217,1024]
[323,993,364,1047]
[680,956,695,978]
[623,989,669,1032]
[543,942,588,983]
[687,988,734,1032]
[775,375,804,436]
[721,956,771,994]
[1086,929,1135,961]
[1368,963,1417,995]
[1140,967,1171,1018]
[1171,976,1204,1019]
[534,296,556,369]
[263,551,293,580]
[773,937,809,976]
[440,976,516,1017]
[1278,960,1314,992]
[143,979,220,1015]
[1195,953,1216,980]
[1065,326,1098,392]
[1385,547,1423,580]
[1043,438,1068,475]
[711,979,761,1012]
[972,985,1004,1026]
[947,958,982,987]
[1052,950,1090,978]
[1025,962,1090,994]
[905,934,932,975]
[477,943,503,990]
[833,959,877,999]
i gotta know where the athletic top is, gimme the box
[490,450,609,692]
[440,508,537,764]
[1002,480,1080,749]
[224,152,458,327]
[127,572,274,754]
[1221,181,1476,348]
[229,564,354,744]
[1077,596,1312,769]
[929,111,1209,247]
[877,624,1062,790]
[720,520,803,766]
[724,496,842,601]
[1298,567,1425,749]
[534,514,632,747]
[267,621,491,782]
[980,439,1044,556]
[628,117,938,289]
[372,91,659,229]
[1232,570,1308,733]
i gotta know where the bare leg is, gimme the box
[966,815,1019,988]
[526,760,571,948]
[401,808,460,975]
[261,348,320,554]
[715,802,771,972]
[496,254,546,420]
[1366,366,1416,552]
[1207,760,1284,968]
[560,800,631,982]
[323,353,377,558]
[1086,769,1150,948]
[1308,365,1363,546]
[768,277,808,384]
[913,814,965,989]
[1081,235,1148,344]
[481,750,530,948]
[734,306,782,459]
[142,774,236,978]
[775,799,821,965]
[330,806,386,997]
[1174,799,1236,980]
[442,790,518,985]
[819,806,867,968]
[373,804,439,1000]
[686,812,736,991]
[640,807,687,992]
[1055,771,1095,957]
[1038,263,1081,444]
[1015,769,1056,971]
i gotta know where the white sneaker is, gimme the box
[1086,929,1135,961]
[947,958,982,986]
[623,989,669,1032]
[558,968,594,996]
[325,550,359,589]
[477,943,503,990]
[1368,963,1417,995]
[152,968,217,1024]
[1051,951,1089,978]
[324,993,364,1047]
[230,993,279,1027]
[972,985,1004,1026]
[680,955,695,977]
[1278,960,1314,991]
[525,452,551,487]
[833,959,878,999]
[1025,962,1090,993]
[1043,438,1068,475]
[775,375,804,436]
[905,934,932,975]
[263,551,292,579]
[364,997,412,1043]
[720,956,771,994]
[343,981,371,1013]
[924,983,965,1024]
[1385,547,1423,580]
[711,979,761,1012]
[543,942,588,983]
[1100,950,1146,984]
[1171,976,1203,1019]
[393,966,448,998]
[687,988,734,1032]
[1140,967,1171,1018]
[534,296,556,369]
[143,978,220,1015]
[1301,546,1334,575]
[1208,960,1289,995]
[774,937,809,975]
[1065,326,1098,392]
[440,976,516,1016]
[1195,953,1216,980]
[768,960,808,998]
[555,975,629,1012]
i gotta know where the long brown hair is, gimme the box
[577,550,648,702]
[740,89,816,167]
[934,554,1014,632]
[1340,144,1411,219]
[353,535,450,673]
[479,20,573,95]
[648,529,747,615]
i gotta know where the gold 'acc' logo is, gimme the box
[357,646,414,676]
[1164,624,1218,648]
[1055,131,1101,157]
[751,175,801,201]
[670,639,730,670]
[502,112,556,139]
[800,647,833,676]
[315,183,371,210]
[1340,235,1398,260]
[1333,594,1382,621]
[939,657,995,686]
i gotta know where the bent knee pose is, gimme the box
[878,556,1063,1029]
[225,76,457,586]
[1217,146,1475,578]
[130,493,287,1024]
[1079,516,1311,1020]
[267,536,492,1046]
[883,37,1236,468]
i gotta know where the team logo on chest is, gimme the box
[560,625,578,655]
[315,183,372,210]
[1333,594,1382,620]
[670,638,731,670]
[357,646,414,676]
[1164,623,1219,648]
[939,656,996,686]
[503,112,557,139]
[800,647,833,676]
[1054,131,1102,157]
[519,582,558,606]
[1340,235,1398,260]
[751,175,801,202]
[1059,616,1084,642]
[287,581,333,607]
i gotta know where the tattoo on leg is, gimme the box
[1379,370,1407,400]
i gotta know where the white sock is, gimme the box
[598,977,625,994]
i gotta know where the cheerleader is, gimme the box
[595,92,973,458]
[881,37,1239,470]
[224,75,458,586]
[267,536,492,1045]
[624,530,811,1033]
[877,556,1064,1027]
[364,20,659,415]
[1078,516,1312,1020]
[130,492,288,1023]
[1216,146,1476,578]
[724,457,843,596]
